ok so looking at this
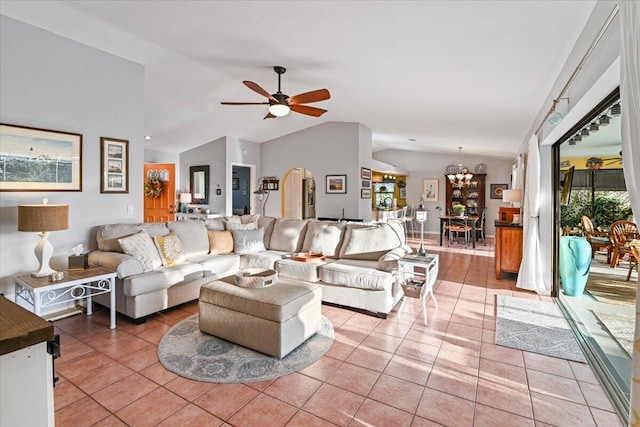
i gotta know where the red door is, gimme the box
[144,163,176,222]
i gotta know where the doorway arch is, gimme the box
[281,167,316,219]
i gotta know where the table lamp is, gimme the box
[18,198,69,277]
[415,195,428,257]
[179,193,192,213]
[502,189,522,207]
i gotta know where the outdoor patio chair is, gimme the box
[609,220,639,268]
[581,215,612,264]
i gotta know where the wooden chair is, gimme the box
[448,216,472,248]
[609,220,639,268]
[627,242,639,281]
[581,215,612,264]
[475,207,488,246]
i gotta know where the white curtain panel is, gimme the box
[621,0,640,424]
[517,135,546,292]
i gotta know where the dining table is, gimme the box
[439,215,481,248]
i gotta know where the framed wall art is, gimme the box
[362,180,370,188]
[360,167,371,180]
[361,188,371,199]
[101,137,129,193]
[326,174,347,194]
[0,123,82,191]
[422,178,439,203]
[490,183,509,199]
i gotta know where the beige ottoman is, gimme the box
[199,276,322,358]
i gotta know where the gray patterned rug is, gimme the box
[496,296,586,363]
[158,314,334,383]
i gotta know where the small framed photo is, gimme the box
[422,178,439,203]
[232,177,239,190]
[490,183,509,199]
[361,167,371,180]
[362,180,370,188]
[101,137,128,193]
[361,188,371,199]
[326,174,347,194]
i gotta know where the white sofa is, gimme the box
[88,216,410,321]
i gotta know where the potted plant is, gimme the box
[586,157,604,171]
[452,203,466,216]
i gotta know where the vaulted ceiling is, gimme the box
[1,1,598,158]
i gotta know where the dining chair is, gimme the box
[475,207,488,246]
[448,216,472,248]
[581,215,612,264]
[609,220,639,268]
[399,205,415,239]
[627,241,639,281]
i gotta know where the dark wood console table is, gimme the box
[495,221,523,279]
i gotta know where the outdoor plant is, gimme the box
[560,190,633,229]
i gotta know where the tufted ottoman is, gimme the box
[198,276,322,358]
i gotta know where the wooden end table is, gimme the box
[396,253,439,325]
[14,266,117,329]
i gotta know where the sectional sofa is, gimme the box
[88,216,411,321]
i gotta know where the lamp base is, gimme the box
[32,232,57,277]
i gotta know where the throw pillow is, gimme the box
[240,214,260,224]
[118,230,163,272]
[233,228,266,254]
[208,230,234,254]
[153,233,186,267]
[301,221,345,258]
[226,222,258,231]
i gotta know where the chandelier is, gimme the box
[447,147,473,188]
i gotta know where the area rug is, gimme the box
[593,310,635,357]
[158,314,334,383]
[586,276,636,307]
[496,295,586,363]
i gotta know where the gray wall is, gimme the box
[0,16,145,299]
[374,149,514,235]
[179,136,226,213]
[260,122,369,219]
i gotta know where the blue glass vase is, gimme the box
[559,236,592,296]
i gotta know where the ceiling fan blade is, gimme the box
[221,102,269,105]
[243,81,278,102]
[264,112,276,120]
[288,89,331,106]
[290,104,327,117]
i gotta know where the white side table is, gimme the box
[397,253,439,325]
[14,266,117,329]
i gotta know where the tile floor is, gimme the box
[51,238,624,426]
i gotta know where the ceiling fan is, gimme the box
[221,66,330,119]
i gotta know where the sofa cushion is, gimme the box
[97,222,170,253]
[208,230,234,254]
[118,230,163,273]
[204,218,226,231]
[123,262,204,297]
[269,219,308,252]
[233,228,266,254]
[377,245,413,272]
[301,220,345,258]
[319,259,393,291]
[276,258,329,282]
[227,222,258,231]
[239,250,285,270]
[240,214,260,224]
[258,216,276,248]
[154,233,187,267]
[189,253,241,278]
[167,220,210,258]
[338,222,405,260]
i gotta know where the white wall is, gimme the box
[374,149,513,235]
[260,122,369,219]
[0,16,145,299]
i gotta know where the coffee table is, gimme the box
[396,253,439,325]
[14,266,117,329]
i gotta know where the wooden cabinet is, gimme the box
[495,221,523,279]
[444,173,486,216]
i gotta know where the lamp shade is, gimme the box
[502,189,522,204]
[179,193,192,203]
[18,204,69,232]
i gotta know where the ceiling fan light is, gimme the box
[599,114,610,126]
[268,103,290,117]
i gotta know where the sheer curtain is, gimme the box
[517,135,547,292]
[622,0,640,423]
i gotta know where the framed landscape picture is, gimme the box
[490,183,509,199]
[0,123,82,191]
[101,137,129,193]
[360,167,371,180]
[361,188,371,199]
[326,174,347,194]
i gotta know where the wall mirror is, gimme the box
[190,165,209,205]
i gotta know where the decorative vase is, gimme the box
[559,236,592,296]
